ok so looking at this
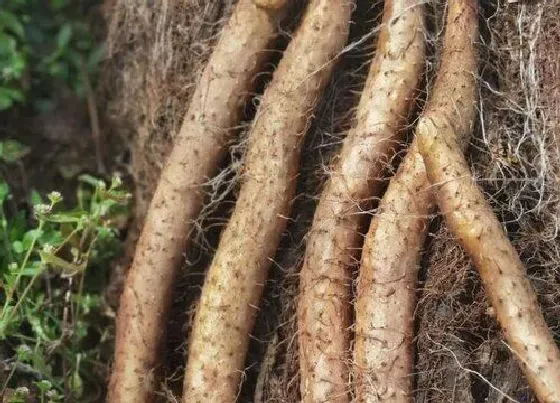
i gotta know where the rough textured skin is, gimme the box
[354,142,432,403]
[182,1,353,401]
[353,1,478,401]
[107,1,286,401]
[418,0,560,402]
[297,1,424,402]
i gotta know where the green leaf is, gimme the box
[30,190,42,206]
[78,174,104,188]
[15,344,32,362]
[0,11,25,39]
[0,140,29,163]
[87,44,105,70]
[19,263,43,277]
[39,251,86,276]
[12,240,23,254]
[35,380,52,393]
[71,371,83,398]
[46,211,87,223]
[57,23,72,50]
[9,211,27,241]
[0,94,14,110]
[0,182,8,203]
[28,313,51,341]
[50,0,69,9]
[22,229,42,249]
[0,88,24,111]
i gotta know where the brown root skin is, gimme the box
[107,1,285,401]
[354,141,433,403]
[417,0,560,401]
[297,1,425,401]
[354,1,477,401]
[182,1,353,401]
[419,117,560,402]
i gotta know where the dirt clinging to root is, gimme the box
[102,0,560,401]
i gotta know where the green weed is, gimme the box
[0,141,129,401]
[0,0,103,111]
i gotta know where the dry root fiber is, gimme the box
[102,0,560,401]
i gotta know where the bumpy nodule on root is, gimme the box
[354,1,480,401]
[182,1,353,402]
[107,1,287,401]
[297,1,425,402]
[417,0,560,402]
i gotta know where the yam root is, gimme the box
[354,1,478,401]
[108,1,287,401]
[182,0,353,401]
[417,0,560,401]
[297,1,425,401]
[354,141,432,403]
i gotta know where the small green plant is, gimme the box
[0,0,103,111]
[0,167,129,400]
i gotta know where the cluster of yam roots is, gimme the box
[103,0,560,401]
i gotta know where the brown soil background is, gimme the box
[100,0,560,401]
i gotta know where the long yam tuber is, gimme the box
[354,142,432,402]
[108,1,287,401]
[182,0,353,401]
[354,1,478,401]
[418,2,560,401]
[297,1,425,401]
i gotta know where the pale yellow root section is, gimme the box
[417,0,560,401]
[108,1,286,401]
[419,119,560,403]
[182,1,353,402]
[353,1,478,401]
[297,1,425,402]
[354,141,432,403]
